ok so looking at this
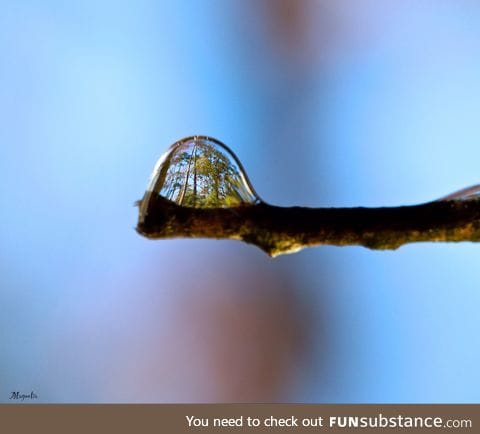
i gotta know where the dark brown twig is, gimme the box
[136,194,480,257]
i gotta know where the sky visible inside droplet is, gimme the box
[146,137,260,208]
[1,0,480,403]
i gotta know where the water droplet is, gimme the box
[437,184,480,201]
[141,136,261,209]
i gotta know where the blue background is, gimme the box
[1,1,479,402]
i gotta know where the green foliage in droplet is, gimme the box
[159,139,254,208]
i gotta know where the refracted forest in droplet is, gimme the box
[159,141,255,208]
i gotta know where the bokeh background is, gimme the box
[1,0,480,403]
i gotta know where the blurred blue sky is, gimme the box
[1,0,479,402]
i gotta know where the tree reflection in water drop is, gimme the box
[147,136,260,208]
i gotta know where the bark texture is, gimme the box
[137,194,480,257]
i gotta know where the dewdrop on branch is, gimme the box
[139,135,261,212]
[136,136,480,257]
[436,184,480,202]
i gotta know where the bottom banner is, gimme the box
[0,404,477,434]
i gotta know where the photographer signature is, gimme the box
[9,391,38,401]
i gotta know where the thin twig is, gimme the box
[136,194,480,257]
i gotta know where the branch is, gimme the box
[136,194,480,257]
